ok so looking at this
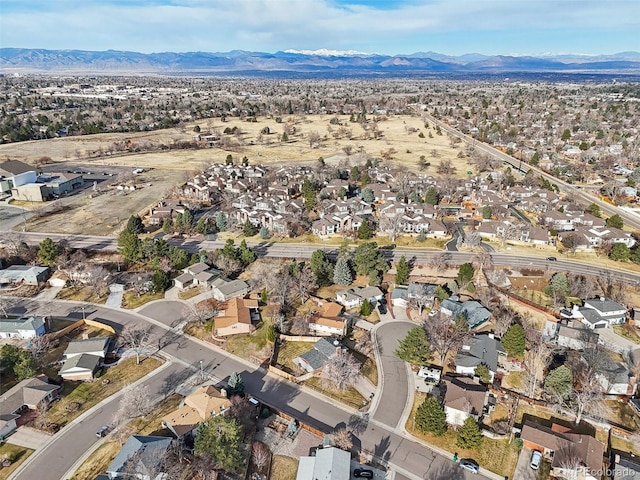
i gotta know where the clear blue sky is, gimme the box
[1,0,638,56]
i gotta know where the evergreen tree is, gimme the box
[586,203,601,218]
[310,250,334,287]
[227,371,245,396]
[220,239,239,260]
[424,186,440,205]
[360,299,373,316]
[501,324,526,356]
[182,209,194,229]
[196,217,209,235]
[396,327,430,365]
[415,397,447,436]
[225,154,233,165]
[259,226,269,240]
[215,212,227,232]
[239,240,257,264]
[152,269,170,293]
[194,415,245,473]
[544,365,572,399]
[610,243,631,261]
[13,351,37,381]
[37,237,60,266]
[162,218,173,234]
[474,364,492,383]
[126,215,145,234]
[482,206,492,219]
[434,285,450,301]
[168,246,189,270]
[242,220,257,237]
[357,220,373,239]
[354,242,389,278]
[457,262,475,285]
[302,178,318,211]
[529,151,540,166]
[361,188,374,203]
[118,229,141,263]
[333,255,353,285]
[395,256,410,285]
[606,214,624,229]
[337,186,347,199]
[456,417,483,449]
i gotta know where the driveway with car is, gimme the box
[513,447,539,480]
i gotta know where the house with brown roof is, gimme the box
[161,384,231,438]
[521,419,604,480]
[307,298,347,337]
[213,297,259,337]
[442,375,488,426]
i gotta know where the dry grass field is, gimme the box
[0,114,474,236]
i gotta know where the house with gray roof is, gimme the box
[173,262,221,290]
[612,453,640,480]
[582,297,627,326]
[455,334,505,381]
[210,277,250,302]
[296,446,351,480]
[0,376,60,436]
[0,316,46,339]
[60,337,110,381]
[335,286,383,309]
[106,435,172,480]
[0,265,50,285]
[442,375,488,426]
[293,338,349,373]
[440,296,491,329]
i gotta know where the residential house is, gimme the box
[0,316,46,339]
[213,297,259,337]
[442,375,488,426]
[296,446,351,480]
[521,420,604,480]
[162,384,231,438]
[611,453,640,480]
[455,334,506,381]
[0,265,50,285]
[173,262,221,290]
[210,277,250,302]
[391,287,408,307]
[335,286,383,309]
[440,296,491,329]
[294,338,352,373]
[556,322,599,350]
[597,357,637,396]
[582,297,627,326]
[307,298,347,337]
[60,337,111,381]
[0,376,60,437]
[106,435,172,480]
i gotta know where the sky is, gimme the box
[1,0,639,57]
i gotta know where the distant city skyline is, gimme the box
[1,0,639,57]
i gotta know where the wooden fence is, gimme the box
[50,318,116,340]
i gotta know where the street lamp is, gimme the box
[199,360,203,379]
[81,305,86,320]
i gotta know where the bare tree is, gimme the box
[330,427,353,451]
[120,325,154,365]
[189,297,219,325]
[251,442,270,470]
[0,297,15,318]
[408,284,434,317]
[293,264,317,302]
[321,352,360,392]
[428,252,451,271]
[115,384,153,421]
[290,312,311,335]
[379,214,404,242]
[524,330,552,399]
[354,332,373,356]
[26,334,54,365]
[424,314,469,366]
[215,256,243,277]
[85,265,109,298]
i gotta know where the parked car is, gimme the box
[547,256,557,261]
[377,303,387,314]
[353,469,374,478]
[458,458,479,474]
[530,450,543,470]
[96,425,110,437]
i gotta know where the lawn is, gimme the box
[303,377,366,410]
[360,358,378,386]
[503,371,526,391]
[178,287,203,300]
[611,434,640,456]
[0,444,33,480]
[70,394,182,480]
[223,320,272,361]
[44,357,162,428]
[602,400,640,430]
[613,324,640,344]
[406,393,519,478]
[275,341,313,371]
[121,291,165,309]
[56,286,108,303]
[270,455,299,480]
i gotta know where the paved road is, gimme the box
[0,205,33,232]
[8,299,494,480]
[8,232,640,286]
[372,322,415,428]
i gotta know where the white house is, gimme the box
[582,297,627,325]
[0,316,46,339]
[60,337,111,381]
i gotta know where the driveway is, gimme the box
[392,305,411,322]
[598,327,638,353]
[513,447,538,480]
[6,426,52,450]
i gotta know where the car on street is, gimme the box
[547,256,557,261]
[353,469,374,478]
[458,458,480,474]
[530,450,543,470]
[96,425,110,437]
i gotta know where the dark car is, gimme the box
[547,256,557,261]
[458,459,479,474]
[377,303,387,315]
[353,469,374,478]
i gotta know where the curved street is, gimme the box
[7,298,493,480]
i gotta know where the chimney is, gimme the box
[600,296,605,302]
[82,333,90,340]
[220,388,227,398]
[487,333,494,339]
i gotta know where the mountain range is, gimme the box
[2,48,639,76]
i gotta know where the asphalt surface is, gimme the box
[7,299,493,480]
[372,321,414,428]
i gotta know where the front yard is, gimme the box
[303,377,366,410]
[43,357,163,429]
[56,286,107,304]
[406,393,519,479]
[121,291,165,309]
[613,324,640,344]
[70,393,182,480]
[274,341,313,373]
[0,444,33,480]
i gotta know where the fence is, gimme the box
[50,318,116,340]
[277,334,322,342]
[267,365,299,383]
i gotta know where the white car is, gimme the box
[530,450,543,470]
[417,366,441,384]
